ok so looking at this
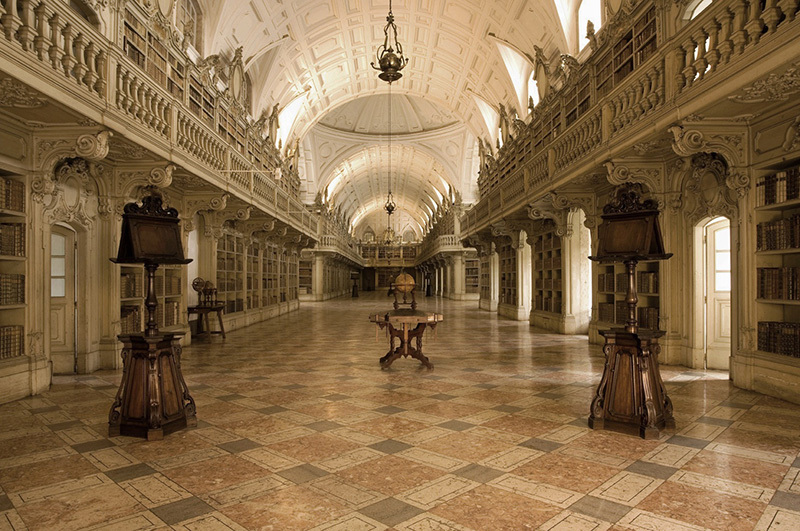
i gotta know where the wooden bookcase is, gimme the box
[479,254,490,301]
[465,254,479,294]
[0,177,26,360]
[119,265,183,333]
[288,254,298,301]
[299,258,312,295]
[596,261,660,330]
[533,228,563,314]
[216,233,244,314]
[595,6,657,99]
[262,243,279,306]
[247,242,261,309]
[498,243,517,306]
[755,166,800,357]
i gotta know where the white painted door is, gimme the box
[50,226,76,374]
[705,218,731,370]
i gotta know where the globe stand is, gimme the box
[370,273,442,370]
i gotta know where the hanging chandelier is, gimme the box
[372,0,408,230]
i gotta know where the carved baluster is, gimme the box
[705,18,720,73]
[16,0,33,50]
[83,42,97,91]
[33,2,48,61]
[744,0,765,44]
[777,0,799,21]
[47,11,61,69]
[143,87,154,127]
[692,31,708,80]
[116,68,127,109]
[72,33,87,85]
[60,23,74,78]
[730,0,749,54]
[95,49,107,97]
[673,44,687,93]
[134,82,145,120]
[158,100,169,135]
[2,0,20,42]
[762,0,783,31]
[717,8,734,64]
[681,37,697,88]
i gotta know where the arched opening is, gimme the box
[179,0,202,53]
[578,0,603,50]
[683,0,713,21]
[68,0,101,28]
[693,216,732,371]
[49,224,78,374]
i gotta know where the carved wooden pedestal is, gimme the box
[371,310,442,370]
[109,333,196,440]
[588,328,674,439]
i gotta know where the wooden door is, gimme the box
[50,226,77,373]
[705,218,731,370]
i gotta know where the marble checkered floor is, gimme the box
[2,293,800,530]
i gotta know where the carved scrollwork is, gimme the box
[782,116,800,152]
[147,164,175,188]
[669,125,745,168]
[605,161,663,193]
[729,62,800,103]
[124,194,179,218]
[0,77,48,108]
[603,183,658,215]
[75,131,113,161]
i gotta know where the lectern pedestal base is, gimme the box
[109,333,196,440]
[589,328,674,440]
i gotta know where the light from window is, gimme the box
[687,0,713,20]
[714,226,731,292]
[578,0,603,50]
[180,0,200,50]
[51,234,66,298]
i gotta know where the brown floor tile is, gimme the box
[512,452,620,493]
[162,454,271,495]
[337,455,445,496]
[683,449,790,489]
[220,485,349,530]
[431,484,562,529]
[267,433,361,462]
[0,454,99,493]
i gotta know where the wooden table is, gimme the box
[188,304,226,339]
[370,309,443,369]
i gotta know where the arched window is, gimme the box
[684,0,713,20]
[179,0,202,53]
[578,0,603,50]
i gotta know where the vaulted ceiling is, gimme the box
[197,0,571,238]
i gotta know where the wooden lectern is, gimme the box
[588,184,675,439]
[109,193,196,440]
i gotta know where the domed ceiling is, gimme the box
[199,0,570,236]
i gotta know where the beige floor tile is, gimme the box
[590,471,663,506]
[753,506,800,531]
[540,510,612,531]
[397,475,479,510]
[122,473,193,507]
[670,470,775,502]
[489,474,583,508]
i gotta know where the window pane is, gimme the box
[715,227,730,251]
[715,272,731,292]
[715,251,730,271]
[51,278,66,297]
[51,234,66,256]
[51,256,66,277]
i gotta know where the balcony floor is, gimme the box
[1,293,798,530]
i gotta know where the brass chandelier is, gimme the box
[371,0,408,241]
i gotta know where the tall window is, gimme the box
[714,225,731,292]
[179,0,201,52]
[578,0,603,50]
[51,234,66,298]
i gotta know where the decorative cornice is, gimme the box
[669,125,746,168]
[605,160,664,193]
[75,131,112,161]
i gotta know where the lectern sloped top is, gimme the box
[111,194,192,265]
[589,183,672,263]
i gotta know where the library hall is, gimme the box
[1,0,800,529]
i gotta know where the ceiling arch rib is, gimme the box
[203,0,568,146]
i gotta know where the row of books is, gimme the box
[757,267,800,301]
[0,223,25,257]
[120,272,142,299]
[597,302,659,329]
[215,276,243,292]
[535,278,563,291]
[755,168,800,206]
[0,274,24,306]
[154,275,181,297]
[0,325,23,359]
[534,295,562,313]
[533,236,561,252]
[597,271,660,293]
[157,301,181,328]
[756,215,800,251]
[216,257,244,271]
[758,321,800,357]
[120,306,141,335]
[534,257,563,270]
[0,179,25,213]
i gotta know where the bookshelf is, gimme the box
[498,243,517,305]
[216,233,244,314]
[596,261,660,331]
[533,227,563,314]
[465,254,479,294]
[755,167,800,358]
[299,258,312,295]
[119,265,183,334]
[595,6,656,99]
[479,254,490,301]
[247,242,261,309]
[288,253,298,301]
[0,176,26,360]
